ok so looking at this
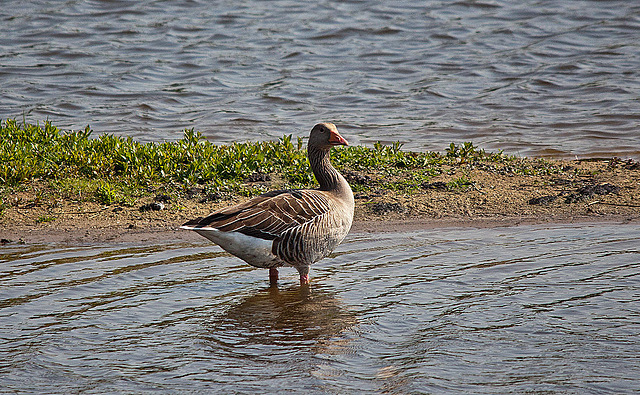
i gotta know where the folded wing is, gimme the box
[182,189,332,242]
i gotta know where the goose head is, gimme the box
[309,122,348,151]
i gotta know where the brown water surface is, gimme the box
[1,224,639,393]
[1,0,639,158]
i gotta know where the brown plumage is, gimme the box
[181,123,354,285]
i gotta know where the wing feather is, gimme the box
[182,189,331,241]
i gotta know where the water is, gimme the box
[1,223,639,393]
[1,0,639,159]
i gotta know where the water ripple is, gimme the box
[2,224,637,392]
[1,1,639,158]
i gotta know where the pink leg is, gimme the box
[269,267,278,285]
[297,266,310,286]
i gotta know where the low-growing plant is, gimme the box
[447,176,475,190]
[36,215,56,224]
[95,181,126,205]
[0,119,536,206]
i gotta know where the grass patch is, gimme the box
[95,181,133,206]
[36,215,56,224]
[447,176,475,191]
[0,119,566,209]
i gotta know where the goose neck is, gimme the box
[308,145,341,192]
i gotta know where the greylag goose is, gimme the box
[180,123,354,286]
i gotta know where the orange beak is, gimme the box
[328,131,349,146]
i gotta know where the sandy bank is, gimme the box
[2,157,638,245]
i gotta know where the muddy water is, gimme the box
[1,0,639,159]
[1,223,639,393]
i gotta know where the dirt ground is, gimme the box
[1,158,638,245]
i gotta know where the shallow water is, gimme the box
[1,223,639,393]
[1,0,639,159]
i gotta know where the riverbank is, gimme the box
[1,121,638,244]
[2,157,638,245]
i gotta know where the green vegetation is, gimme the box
[36,215,56,224]
[0,119,307,188]
[0,119,567,212]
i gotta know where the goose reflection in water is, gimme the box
[204,284,357,349]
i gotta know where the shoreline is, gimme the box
[2,214,639,245]
[2,122,638,245]
[3,153,639,245]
